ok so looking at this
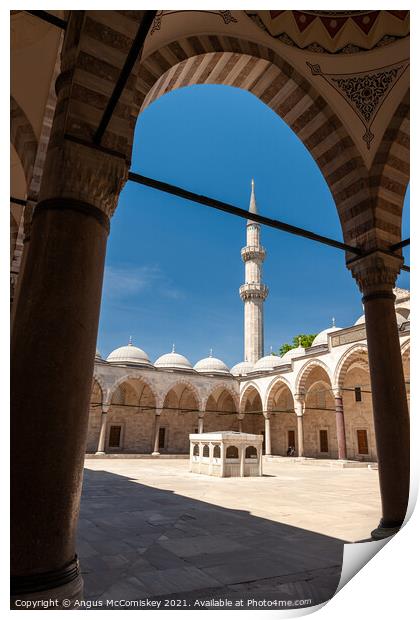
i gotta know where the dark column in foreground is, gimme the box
[11,140,127,605]
[349,252,410,539]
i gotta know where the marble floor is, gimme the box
[78,458,381,609]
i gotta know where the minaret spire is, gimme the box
[239,179,268,363]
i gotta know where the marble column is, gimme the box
[264,415,271,456]
[11,138,127,603]
[96,405,110,455]
[198,414,204,434]
[333,389,347,460]
[239,445,245,477]
[238,414,244,433]
[349,251,410,539]
[294,396,305,457]
[152,409,162,456]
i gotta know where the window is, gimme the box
[357,430,369,455]
[319,430,329,453]
[213,445,221,458]
[355,386,362,402]
[109,425,121,448]
[245,446,257,459]
[202,444,209,457]
[226,445,239,459]
[158,427,166,449]
[193,444,199,456]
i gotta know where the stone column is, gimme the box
[11,138,127,604]
[96,405,110,455]
[238,414,244,433]
[239,445,245,477]
[152,408,162,456]
[198,413,204,434]
[349,251,410,539]
[333,389,347,460]
[294,396,305,457]
[264,415,271,456]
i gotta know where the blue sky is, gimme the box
[97,85,410,367]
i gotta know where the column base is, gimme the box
[11,561,83,610]
[371,520,402,540]
[95,451,105,455]
[151,451,160,456]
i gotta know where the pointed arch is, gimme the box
[239,382,263,414]
[264,375,293,412]
[163,379,202,412]
[333,344,369,391]
[108,373,158,408]
[295,359,332,396]
[204,382,239,412]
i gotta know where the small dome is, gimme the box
[231,361,254,376]
[95,348,102,359]
[253,354,284,372]
[281,345,305,361]
[194,352,230,375]
[354,314,365,326]
[312,320,342,346]
[355,312,406,327]
[155,345,193,370]
[107,339,151,366]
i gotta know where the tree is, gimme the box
[278,334,316,357]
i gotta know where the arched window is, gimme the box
[213,444,221,458]
[226,445,239,459]
[193,444,199,456]
[203,444,209,457]
[245,446,257,459]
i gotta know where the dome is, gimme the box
[194,353,230,375]
[155,345,193,370]
[312,320,342,346]
[95,348,102,359]
[230,361,254,376]
[281,345,305,362]
[354,314,365,326]
[107,339,151,366]
[253,354,284,372]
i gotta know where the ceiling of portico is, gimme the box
[142,10,410,168]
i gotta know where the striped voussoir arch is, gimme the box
[368,93,410,250]
[135,34,370,245]
[10,96,38,189]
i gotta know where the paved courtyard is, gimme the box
[78,458,381,608]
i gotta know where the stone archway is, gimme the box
[204,386,239,433]
[266,378,296,456]
[160,382,200,453]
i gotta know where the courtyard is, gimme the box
[78,458,381,608]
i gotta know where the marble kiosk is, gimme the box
[189,431,263,477]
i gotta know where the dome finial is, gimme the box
[298,336,302,346]
[270,345,273,353]
[172,343,176,353]
[332,317,336,327]
[209,348,213,357]
[128,335,133,346]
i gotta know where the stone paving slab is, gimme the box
[78,458,381,604]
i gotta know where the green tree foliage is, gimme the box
[278,334,317,357]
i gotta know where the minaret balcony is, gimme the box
[239,283,269,301]
[241,245,266,262]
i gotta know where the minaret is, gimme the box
[239,179,268,363]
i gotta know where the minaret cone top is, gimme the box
[249,178,258,216]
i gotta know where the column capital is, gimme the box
[347,251,403,298]
[294,394,305,415]
[39,139,128,219]
[155,407,162,416]
[332,387,343,399]
[102,405,110,414]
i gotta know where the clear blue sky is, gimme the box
[97,85,410,367]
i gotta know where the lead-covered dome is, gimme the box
[281,344,305,362]
[107,338,152,366]
[253,354,284,372]
[194,352,230,375]
[312,321,342,346]
[231,361,254,376]
[155,345,193,370]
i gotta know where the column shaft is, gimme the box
[11,200,108,586]
[264,416,271,456]
[152,414,160,455]
[96,409,108,454]
[297,415,304,457]
[363,292,410,528]
[334,395,347,460]
[198,416,204,434]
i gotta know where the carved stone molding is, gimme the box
[347,251,403,295]
[39,140,128,218]
[307,61,409,149]
[151,10,237,35]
